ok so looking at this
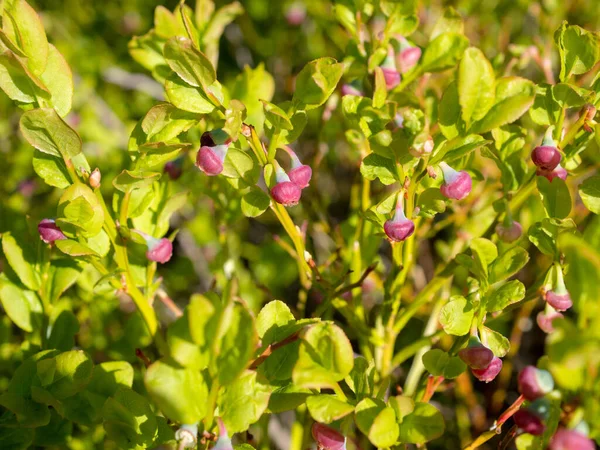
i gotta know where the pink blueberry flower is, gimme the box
[496,220,523,243]
[312,422,346,450]
[544,268,572,312]
[134,230,173,264]
[471,356,503,382]
[383,194,415,242]
[531,128,561,171]
[287,150,312,189]
[549,428,595,450]
[271,164,302,206]
[38,219,67,244]
[517,365,554,401]
[380,48,400,90]
[458,336,494,369]
[439,162,472,200]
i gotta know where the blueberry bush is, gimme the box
[0,0,600,449]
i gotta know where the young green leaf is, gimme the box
[20,108,82,159]
[458,48,495,127]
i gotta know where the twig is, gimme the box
[156,288,183,318]
[248,331,301,370]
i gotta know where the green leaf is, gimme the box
[223,99,246,140]
[345,356,375,400]
[39,44,73,117]
[88,361,134,398]
[486,280,525,312]
[355,398,399,448]
[481,327,510,358]
[164,36,216,88]
[306,395,354,423]
[2,0,49,75]
[360,153,398,185]
[489,246,530,283]
[141,103,199,143]
[165,72,219,113]
[102,387,158,448]
[113,170,160,193]
[188,293,218,349]
[0,273,41,332]
[219,370,271,433]
[293,322,354,389]
[398,402,445,444]
[292,57,343,110]
[439,295,474,336]
[422,349,467,379]
[420,32,469,73]
[241,187,271,218]
[438,82,465,139]
[554,22,600,82]
[32,151,71,188]
[268,383,312,414]
[256,300,295,340]
[431,7,464,39]
[55,239,99,258]
[45,258,83,303]
[56,184,104,238]
[470,77,535,134]
[262,100,293,130]
[155,190,189,236]
[47,310,79,352]
[536,176,571,219]
[167,313,207,370]
[0,50,49,103]
[458,48,495,127]
[144,358,208,424]
[579,175,600,214]
[416,188,446,218]
[373,67,387,108]
[138,142,189,170]
[430,134,489,165]
[1,232,40,290]
[231,64,274,134]
[19,108,81,158]
[38,350,94,399]
[222,148,256,180]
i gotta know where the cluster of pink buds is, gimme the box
[133,230,173,264]
[312,422,346,450]
[395,36,422,73]
[38,219,67,244]
[380,47,401,90]
[383,193,415,242]
[196,129,232,176]
[439,162,472,200]
[459,336,502,382]
[270,148,312,207]
[532,128,566,181]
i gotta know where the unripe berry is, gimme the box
[513,409,546,435]
[311,422,346,450]
[380,49,400,90]
[536,310,564,334]
[496,220,523,243]
[271,165,302,206]
[383,194,415,242]
[89,168,101,189]
[471,356,503,382]
[439,162,472,200]
[38,219,67,244]
[287,151,312,189]
[196,145,227,176]
[458,336,494,369]
[517,365,554,400]
[544,268,572,312]
[531,129,561,171]
[549,428,595,450]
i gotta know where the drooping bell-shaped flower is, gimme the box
[471,356,503,382]
[271,163,302,206]
[537,164,567,182]
[549,428,595,450]
[134,230,173,264]
[531,128,561,171]
[517,365,554,401]
[213,418,234,450]
[439,162,472,200]
[458,336,494,369]
[196,144,228,176]
[38,219,67,244]
[287,150,312,189]
[536,307,564,334]
[380,48,401,90]
[396,37,422,73]
[545,267,572,312]
[340,79,364,97]
[383,194,415,242]
[496,219,523,243]
[164,158,184,180]
[513,409,546,435]
[312,422,346,450]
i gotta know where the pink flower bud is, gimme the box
[410,136,434,158]
[285,2,306,26]
[196,145,227,176]
[439,162,472,200]
[214,418,234,450]
[311,423,346,450]
[135,230,173,264]
[380,49,400,90]
[549,428,595,450]
[271,165,302,206]
[341,80,364,97]
[38,219,67,244]
[544,268,572,312]
[537,164,567,182]
[471,356,503,382]
[513,409,546,435]
[164,158,183,180]
[288,151,312,189]
[496,220,523,243]
[396,38,422,73]
[383,194,415,242]
[518,366,554,400]
[531,129,561,171]
[458,336,494,369]
[536,310,564,333]
[89,168,101,189]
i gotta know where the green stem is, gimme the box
[559,109,588,150]
[332,382,348,402]
[289,405,307,450]
[267,131,280,162]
